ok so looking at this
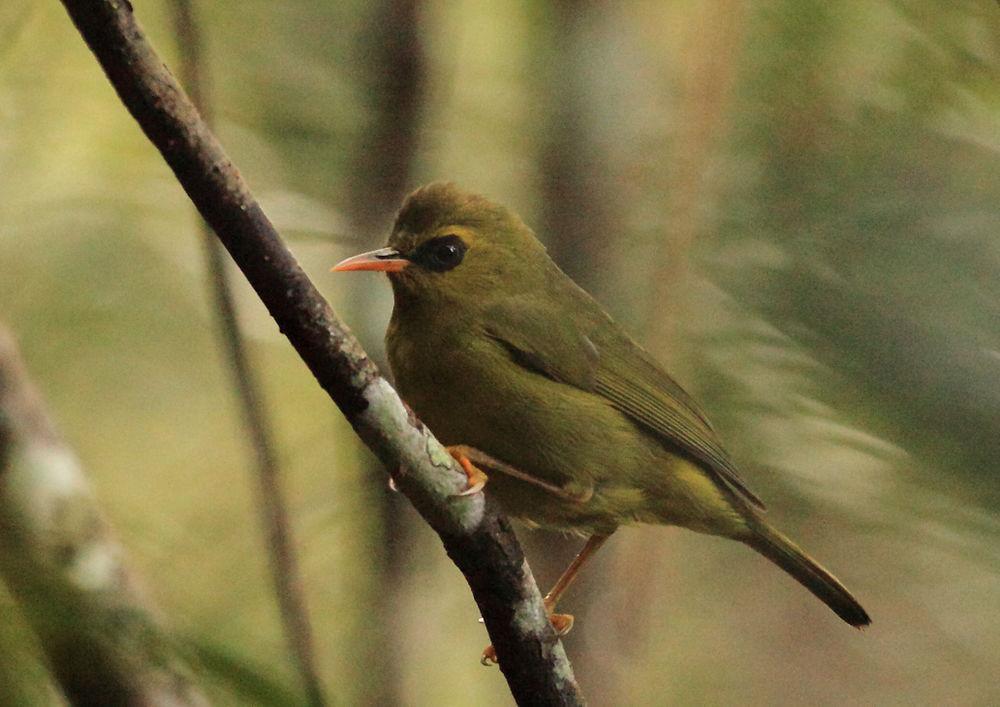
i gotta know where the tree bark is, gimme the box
[0,325,209,707]
[57,1,583,703]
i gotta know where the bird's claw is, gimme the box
[449,447,488,497]
[481,645,498,666]
[456,478,487,496]
[478,612,575,666]
[548,612,574,636]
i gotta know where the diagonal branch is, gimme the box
[169,2,326,704]
[57,1,584,704]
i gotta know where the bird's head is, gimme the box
[333,183,550,309]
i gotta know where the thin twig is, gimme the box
[344,2,426,703]
[169,3,326,705]
[537,0,622,303]
[346,0,426,235]
[58,2,583,703]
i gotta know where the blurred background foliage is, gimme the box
[1,0,998,704]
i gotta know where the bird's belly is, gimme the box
[390,334,742,535]
[395,349,645,530]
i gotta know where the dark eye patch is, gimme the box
[412,235,468,272]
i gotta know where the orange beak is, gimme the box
[331,247,410,272]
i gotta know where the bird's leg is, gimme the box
[481,532,612,665]
[448,446,489,496]
[448,444,593,503]
[542,533,611,635]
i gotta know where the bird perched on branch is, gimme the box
[334,182,870,660]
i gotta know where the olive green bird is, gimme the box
[334,182,870,650]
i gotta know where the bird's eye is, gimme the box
[433,242,461,265]
[416,235,468,272]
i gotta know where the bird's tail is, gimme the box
[743,522,871,628]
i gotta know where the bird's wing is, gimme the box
[483,296,765,511]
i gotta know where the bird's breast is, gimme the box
[386,315,669,533]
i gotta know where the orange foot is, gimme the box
[479,613,575,666]
[448,447,488,496]
[481,644,498,666]
[548,612,574,636]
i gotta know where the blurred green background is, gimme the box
[2,0,999,704]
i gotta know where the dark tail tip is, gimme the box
[745,524,871,628]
